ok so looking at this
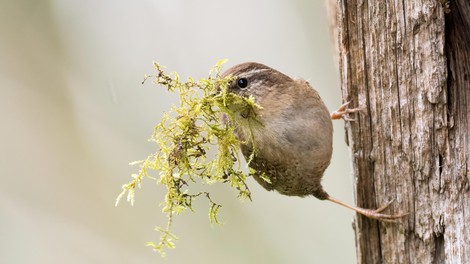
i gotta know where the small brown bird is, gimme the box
[222,62,405,221]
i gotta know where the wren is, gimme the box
[222,62,406,221]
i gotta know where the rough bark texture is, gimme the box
[329,0,470,263]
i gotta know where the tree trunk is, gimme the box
[328,0,470,263]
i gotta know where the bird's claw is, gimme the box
[330,101,365,121]
[357,199,408,223]
[327,196,408,223]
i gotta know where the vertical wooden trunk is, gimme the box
[330,0,470,262]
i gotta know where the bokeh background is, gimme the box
[0,0,356,263]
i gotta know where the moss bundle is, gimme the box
[116,60,260,256]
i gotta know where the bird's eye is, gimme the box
[237,78,248,89]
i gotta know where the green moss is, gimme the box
[116,60,261,256]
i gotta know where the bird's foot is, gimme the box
[327,196,408,223]
[330,101,365,121]
[352,200,408,223]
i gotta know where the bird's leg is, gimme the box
[330,101,365,121]
[329,103,406,221]
[326,196,408,223]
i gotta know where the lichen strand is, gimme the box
[116,60,260,256]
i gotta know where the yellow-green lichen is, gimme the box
[116,60,261,256]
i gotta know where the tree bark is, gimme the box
[328,0,470,263]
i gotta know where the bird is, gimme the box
[221,62,406,222]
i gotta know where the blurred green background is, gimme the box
[0,0,356,263]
